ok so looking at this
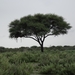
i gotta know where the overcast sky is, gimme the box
[0,0,75,48]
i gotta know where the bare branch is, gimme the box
[42,35,45,42]
[37,36,42,45]
[45,33,53,38]
[26,36,38,42]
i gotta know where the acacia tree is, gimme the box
[9,14,71,52]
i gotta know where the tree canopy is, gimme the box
[9,13,71,52]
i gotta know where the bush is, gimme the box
[0,49,75,75]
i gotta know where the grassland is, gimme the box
[0,47,75,75]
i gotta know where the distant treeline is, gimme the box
[0,45,75,52]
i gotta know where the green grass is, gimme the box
[0,49,75,75]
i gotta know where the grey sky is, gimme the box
[0,0,75,48]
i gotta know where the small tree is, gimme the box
[9,14,71,52]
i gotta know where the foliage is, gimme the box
[0,48,75,75]
[9,13,71,52]
[1,46,75,52]
[0,52,33,75]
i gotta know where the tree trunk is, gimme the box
[40,43,44,52]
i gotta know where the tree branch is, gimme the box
[45,34,53,38]
[26,36,38,42]
[37,36,42,45]
[42,35,45,42]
